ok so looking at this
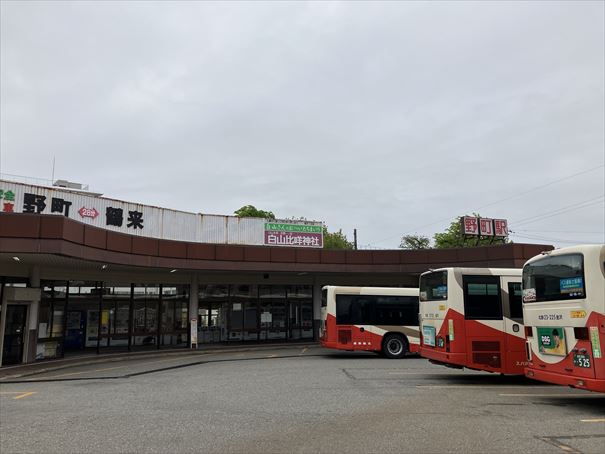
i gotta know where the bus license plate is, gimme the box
[573,354,591,368]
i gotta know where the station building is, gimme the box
[0,179,551,366]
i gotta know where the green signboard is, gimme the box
[264,223,322,233]
[590,326,602,359]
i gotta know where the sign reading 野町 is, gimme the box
[0,180,323,248]
[461,216,508,238]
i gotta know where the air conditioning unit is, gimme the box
[53,180,83,190]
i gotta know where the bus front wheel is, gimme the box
[382,334,408,359]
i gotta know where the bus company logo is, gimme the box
[570,310,587,319]
[78,207,99,219]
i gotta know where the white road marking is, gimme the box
[416,385,553,389]
[499,393,598,397]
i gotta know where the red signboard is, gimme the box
[78,207,99,219]
[462,216,479,235]
[462,216,508,238]
[493,219,508,237]
[479,218,494,236]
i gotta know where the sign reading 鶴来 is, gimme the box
[0,180,324,248]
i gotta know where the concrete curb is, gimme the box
[0,342,319,381]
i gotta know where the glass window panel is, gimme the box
[199,284,229,299]
[199,308,209,328]
[522,253,585,303]
[420,271,448,301]
[146,303,158,333]
[244,304,258,330]
[114,304,130,334]
[231,284,256,298]
[38,299,52,339]
[162,300,175,331]
[51,309,64,337]
[463,275,502,320]
[259,285,286,298]
[177,303,188,330]
[287,285,312,299]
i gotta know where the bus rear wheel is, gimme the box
[382,334,408,359]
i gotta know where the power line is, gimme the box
[510,232,604,245]
[511,196,604,227]
[474,165,604,211]
[367,165,604,247]
[513,229,605,234]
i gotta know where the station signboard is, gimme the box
[461,216,508,238]
[0,180,324,248]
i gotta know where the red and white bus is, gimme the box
[320,286,420,358]
[522,244,605,392]
[418,268,526,374]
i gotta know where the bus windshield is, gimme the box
[522,253,585,303]
[420,271,448,301]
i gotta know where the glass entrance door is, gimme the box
[2,305,28,365]
[259,300,287,341]
[289,301,301,340]
[288,300,314,340]
[199,303,225,343]
[300,300,313,339]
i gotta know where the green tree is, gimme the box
[433,215,509,249]
[399,234,431,249]
[234,205,276,220]
[323,226,354,250]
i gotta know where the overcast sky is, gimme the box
[1,1,603,249]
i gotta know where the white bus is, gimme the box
[522,244,605,392]
[418,268,525,374]
[320,286,420,359]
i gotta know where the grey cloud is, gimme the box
[1,1,603,247]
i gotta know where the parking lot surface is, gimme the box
[1,346,604,453]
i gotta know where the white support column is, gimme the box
[189,273,199,349]
[29,265,41,288]
[312,278,323,341]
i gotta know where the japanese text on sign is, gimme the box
[462,216,479,235]
[1,180,324,247]
[462,216,508,238]
[479,218,493,236]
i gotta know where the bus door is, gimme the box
[501,279,526,373]
[462,275,505,371]
[350,297,373,349]
[335,295,370,349]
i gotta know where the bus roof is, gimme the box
[322,285,419,296]
[523,244,605,266]
[419,267,521,277]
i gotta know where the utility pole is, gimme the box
[353,229,358,250]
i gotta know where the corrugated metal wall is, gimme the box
[0,180,321,246]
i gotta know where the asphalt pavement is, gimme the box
[1,345,604,453]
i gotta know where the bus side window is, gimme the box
[335,295,353,325]
[462,275,502,320]
[508,282,523,322]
